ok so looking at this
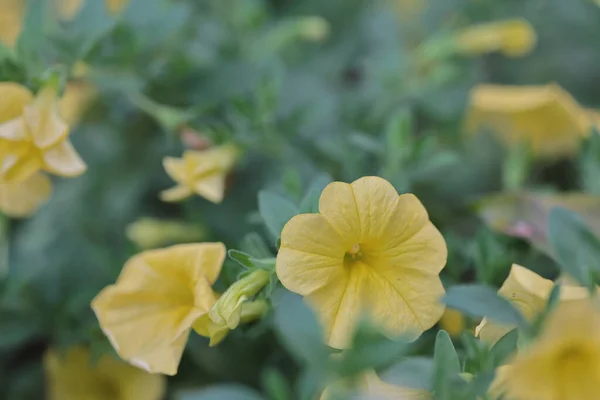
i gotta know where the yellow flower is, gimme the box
[125,217,207,249]
[276,176,447,349]
[456,19,536,57]
[161,144,239,204]
[0,0,24,47]
[321,370,430,400]
[0,82,86,183]
[45,346,165,400]
[476,264,588,345]
[465,84,600,159]
[193,299,268,346]
[0,172,52,217]
[439,308,466,338]
[56,0,129,20]
[60,81,97,127]
[501,299,600,400]
[92,243,226,375]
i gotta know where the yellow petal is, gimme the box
[193,173,226,204]
[0,0,25,47]
[318,181,362,245]
[0,172,52,217]
[44,346,165,400]
[277,213,346,296]
[456,19,536,58]
[42,139,87,177]
[0,83,33,123]
[160,184,193,202]
[25,86,70,148]
[1,148,42,183]
[0,117,28,141]
[59,82,96,126]
[163,156,187,183]
[192,314,230,347]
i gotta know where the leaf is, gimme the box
[385,108,412,162]
[228,249,257,270]
[177,385,265,400]
[379,357,434,391]
[240,232,273,258]
[258,191,299,240]
[63,0,116,61]
[262,368,291,400]
[547,207,600,289]
[433,330,461,400]
[487,329,518,369]
[16,0,53,75]
[299,173,333,214]
[272,290,328,366]
[580,130,600,194]
[443,284,527,328]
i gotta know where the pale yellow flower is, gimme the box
[321,370,430,400]
[439,308,466,338]
[59,81,97,126]
[0,172,52,217]
[276,176,447,349]
[501,299,600,400]
[45,346,165,400]
[0,82,86,183]
[0,0,24,47]
[466,84,599,159]
[456,19,536,58]
[92,243,226,375]
[476,264,588,345]
[125,217,207,249]
[161,144,239,204]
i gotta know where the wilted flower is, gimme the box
[0,172,52,217]
[45,346,165,400]
[92,243,226,375]
[465,84,600,159]
[276,176,447,349]
[456,19,536,57]
[501,299,600,400]
[476,264,588,345]
[0,82,86,183]
[161,144,240,204]
[125,217,207,249]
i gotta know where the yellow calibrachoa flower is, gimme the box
[92,243,226,375]
[0,172,52,217]
[476,264,588,345]
[161,144,240,204]
[0,0,24,47]
[321,370,430,400]
[125,217,207,249]
[465,84,600,159]
[456,19,536,58]
[0,82,86,182]
[45,346,165,400]
[276,176,447,349]
[501,299,600,400]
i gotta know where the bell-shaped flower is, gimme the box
[276,176,447,349]
[92,242,226,375]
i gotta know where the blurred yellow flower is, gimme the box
[194,299,268,346]
[0,0,24,47]
[125,217,207,249]
[276,176,447,349]
[56,0,129,20]
[0,82,86,183]
[456,19,536,58]
[92,243,226,375]
[501,299,600,400]
[45,346,165,400]
[161,144,240,204]
[440,308,466,338]
[321,370,430,400]
[476,264,588,345]
[466,84,600,159]
[59,81,97,127]
[0,172,52,217]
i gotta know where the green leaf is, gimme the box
[379,357,434,391]
[547,207,600,289]
[443,284,527,328]
[487,329,518,369]
[63,0,117,61]
[177,385,265,400]
[262,368,291,400]
[258,191,299,240]
[273,291,328,366]
[580,129,600,194]
[240,232,273,258]
[16,0,53,76]
[228,249,257,270]
[433,330,461,400]
[299,173,333,214]
[385,108,413,163]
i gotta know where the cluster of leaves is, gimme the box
[3,0,600,399]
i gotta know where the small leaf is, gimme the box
[299,173,333,214]
[547,207,600,289]
[433,330,461,400]
[379,357,434,391]
[443,285,527,328]
[177,385,265,400]
[487,329,518,369]
[262,368,291,400]
[258,191,299,240]
[240,232,273,258]
[228,249,256,270]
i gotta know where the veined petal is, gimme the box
[42,139,87,177]
[0,83,33,123]
[319,181,362,245]
[160,185,193,202]
[278,214,346,296]
[0,172,52,217]
[193,173,226,204]
[25,86,69,148]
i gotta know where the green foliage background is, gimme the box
[2,0,600,398]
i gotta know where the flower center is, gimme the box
[344,244,363,265]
